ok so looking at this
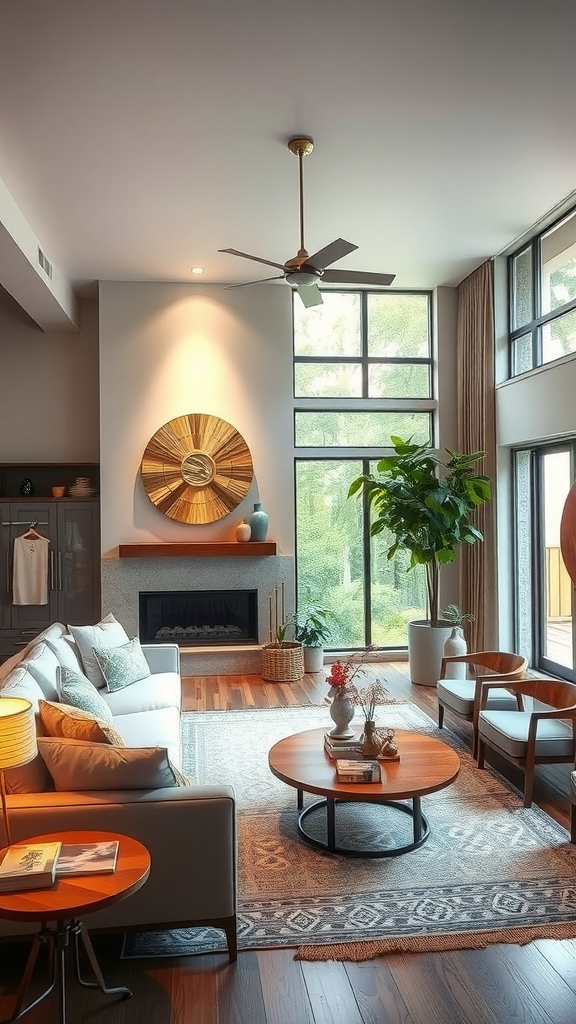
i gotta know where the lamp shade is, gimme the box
[0,697,37,770]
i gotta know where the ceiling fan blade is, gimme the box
[225,275,285,289]
[322,269,396,286]
[297,284,323,308]
[307,238,358,271]
[218,248,286,271]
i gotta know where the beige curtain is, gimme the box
[457,260,497,651]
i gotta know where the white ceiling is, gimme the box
[1,0,576,311]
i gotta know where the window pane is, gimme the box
[294,292,361,356]
[368,362,430,398]
[295,411,432,447]
[367,294,430,357]
[512,247,532,329]
[511,332,533,375]
[295,460,366,647]
[541,307,576,364]
[514,450,533,663]
[542,451,572,669]
[370,529,426,647]
[294,362,362,398]
[541,211,576,314]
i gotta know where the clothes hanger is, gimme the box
[21,521,43,540]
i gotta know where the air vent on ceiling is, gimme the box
[37,247,52,280]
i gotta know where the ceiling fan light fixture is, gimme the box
[285,270,319,287]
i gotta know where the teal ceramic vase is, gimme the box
[248,502,269,542]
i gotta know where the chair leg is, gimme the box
[477,738,485,769]
[438,704,444,729]
[571,804,576,844]
[523,768,534,808]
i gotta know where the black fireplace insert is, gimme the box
[139,590,258,646]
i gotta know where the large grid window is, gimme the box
[294,289,433,650]
[510,208,576,375]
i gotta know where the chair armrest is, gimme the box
[478,677,527,710]
[141,643,180,675]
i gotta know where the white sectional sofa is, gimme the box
[0,621,237,961]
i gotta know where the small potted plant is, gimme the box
[293,604,334,673]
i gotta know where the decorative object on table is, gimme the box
[327,686,356,739]
[235,519,251,542]
[68,476,96,498]
[293,602,334,673]
[441,604,474,679]
[248,501,269,541]
[326,647,395,752]
[0,840,62,892]
[51,485,66,498]
[335,759,381,783]
[348,436,491,686]
[19,477,34,497]
[140,413,253,524]
[0,697,38,847]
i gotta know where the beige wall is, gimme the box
[0,288,99,462]
[98,281,294,557]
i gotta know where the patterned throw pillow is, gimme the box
[92,636,152,693]
[57,666,114,724]
[38,699,125,746]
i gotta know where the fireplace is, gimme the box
[139,590,258,647]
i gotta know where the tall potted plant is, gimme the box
[348,436,491,685]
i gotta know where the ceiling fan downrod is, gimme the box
[288,136,314,261]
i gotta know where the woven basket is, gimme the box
[262,642,304,682]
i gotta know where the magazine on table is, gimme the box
[55,840,119,877]
[0,841,62,892]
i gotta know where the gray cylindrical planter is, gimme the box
[303,646,324,673]
[408,619,454,686]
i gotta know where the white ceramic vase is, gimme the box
[443,626,468,678]
[328,689,356,739]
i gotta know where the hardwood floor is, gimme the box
[1,662,575,1024]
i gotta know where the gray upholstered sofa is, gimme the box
[0,620,237,960]
[571,771,576,844]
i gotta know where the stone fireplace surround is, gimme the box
[101,553,295,676]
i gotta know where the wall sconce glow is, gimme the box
[191,267,204,275]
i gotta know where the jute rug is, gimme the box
[121,703,576,962]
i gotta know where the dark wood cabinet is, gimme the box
[0,466,101,661]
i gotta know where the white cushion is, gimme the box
[45,635,84,675]
[479,710,574,759]
[67,614,130,689]
[438,679,519,717]
[20,642,60,701]
[112,706,182,767]
[0,664,46,710]
[101,671,181,717]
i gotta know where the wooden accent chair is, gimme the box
[476,678,576,808]
[437,652,528,758]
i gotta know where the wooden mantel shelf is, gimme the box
[118,542,277,558]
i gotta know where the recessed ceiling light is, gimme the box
[191,266,204,275]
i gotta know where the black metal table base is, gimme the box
[297,792,430,857]
[2,918,132,1024]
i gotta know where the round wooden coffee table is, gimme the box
[0,829,150,1024]
[268,728,460,857]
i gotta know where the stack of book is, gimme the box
[324,731,363,759]
[0,841,62,893]
[335,759,382,783]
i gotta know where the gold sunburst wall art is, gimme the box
[140,413,254,524]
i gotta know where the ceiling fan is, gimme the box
[218,136,395,307]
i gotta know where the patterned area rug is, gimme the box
[121,703,576,962]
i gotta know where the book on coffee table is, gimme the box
[55,840,119,877]
[335,759,381,783]
[0,841,61,893]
